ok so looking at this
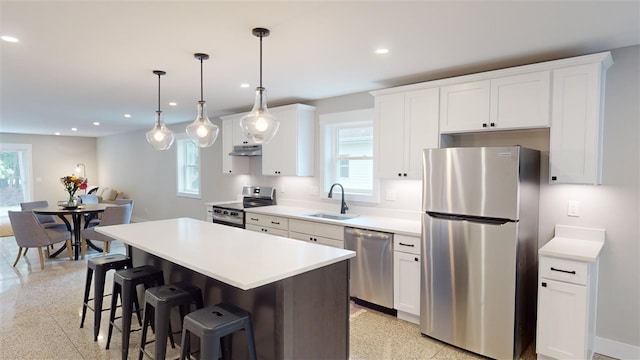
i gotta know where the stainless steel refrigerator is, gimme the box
[421,146,540,360]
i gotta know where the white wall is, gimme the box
[0,133,97,203]
[95,45,639,354]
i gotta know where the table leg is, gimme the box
[49,215,73,258]
[73,214,82,260]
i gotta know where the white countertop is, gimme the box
[244,205,422,237]
[539,225,606,262]
[96,217,355,291]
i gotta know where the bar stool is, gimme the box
[80,254,133,341]
[106,265,164,360]
[180,303,257,360]
[138,283,204,360]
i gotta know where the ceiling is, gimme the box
[1,1,639,138]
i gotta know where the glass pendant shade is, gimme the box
[186,100,219,148]
[146,111,175,150]
[240,87,279,144]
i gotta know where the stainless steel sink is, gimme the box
[306,213,358,221]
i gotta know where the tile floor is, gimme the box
[0,235,617,360]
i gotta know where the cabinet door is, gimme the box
[490,71,550,129]
[393,251,420,316]
[405,88,440,179]
[376,93,405,178]
[537,279,588,359]
[221,118,249,175]
[439,80,490,133]
[262,105,314,176]
[549,63,605,184]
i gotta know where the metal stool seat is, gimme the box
[180,303,257,360]
[139,283,204,360]
[106,265,164,360]
[80,254,133,341]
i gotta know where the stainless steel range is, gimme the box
[209,186,276,228]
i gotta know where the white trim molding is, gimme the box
[595,336,640,359]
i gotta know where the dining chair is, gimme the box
[8,210,74,269]
[20,200,69,231]
[78,194,101,227]
[80,204,132,258]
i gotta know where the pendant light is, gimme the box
[146,70,175,150]
[239,27,279,144]
[186,53,219,148]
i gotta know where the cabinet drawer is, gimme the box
[289,219,344,240]
[290,231,344,248]
[394,234,421,255]
[245,224,288,237]
[539,256,589,285]
[245,214,288,231]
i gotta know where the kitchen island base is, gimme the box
[131,247,350,360]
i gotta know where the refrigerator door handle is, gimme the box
[426,211,514,225]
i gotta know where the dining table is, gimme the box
[33,203,111,260]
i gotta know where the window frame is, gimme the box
[175,137,201,199]
[319,108,379,204]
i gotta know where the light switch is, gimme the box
[567,200,580,217]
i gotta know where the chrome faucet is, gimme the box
[328,183,348,214]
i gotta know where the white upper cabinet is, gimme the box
[375,88,440,179]
[439,80,491,133]
[262,104,315,176]
[490,71,551,129]
[440,71,550,133]
[220,114,249,175]
[549,62,610,185]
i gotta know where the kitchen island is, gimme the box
[97,217,355,360]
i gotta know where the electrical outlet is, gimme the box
[385,190,396,201]
[567,200,580,217]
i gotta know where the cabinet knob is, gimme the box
[398,173,402,177]
[414,257,419,262]
[490,122,495,127]
[542,282,547,287]
[403,173,407,177]
[551,176,557,181]
[482,123,487,128]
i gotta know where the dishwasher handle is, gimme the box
[344,227,393,241]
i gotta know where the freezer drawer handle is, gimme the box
[398,242,414,247]
[550,267,576,275]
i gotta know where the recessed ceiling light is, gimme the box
[240,83,250,88]
[1,35,19,43]
[168,102,177,106]
[375,48,389,54]
[124,114,131,118]
[71,128,78,132]
[93,122,100,126]
[54,132,61,136]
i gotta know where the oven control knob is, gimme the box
[230,211,238,216]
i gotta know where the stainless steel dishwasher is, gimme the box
[345,227,394,309]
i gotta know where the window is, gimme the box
[0,143,33,216]
[176,138,201,198]
[320,108,378,203]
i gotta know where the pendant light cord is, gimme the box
[200,57,204,102]
[157,73,161,113]
[259,33,263,88]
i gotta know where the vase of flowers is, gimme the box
[60,175,88,207]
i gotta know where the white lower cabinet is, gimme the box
[288,219,344,248]
[537,229,603,360]
[245,213,289,237]
[393,234,420,324]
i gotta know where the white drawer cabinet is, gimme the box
[245,213,288,237]
[536,225,605,360]
[393,234,421,324]
[288,219,344,248]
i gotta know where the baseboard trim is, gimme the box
[595,336,640,359]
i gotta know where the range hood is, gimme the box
[229,144,262,156]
